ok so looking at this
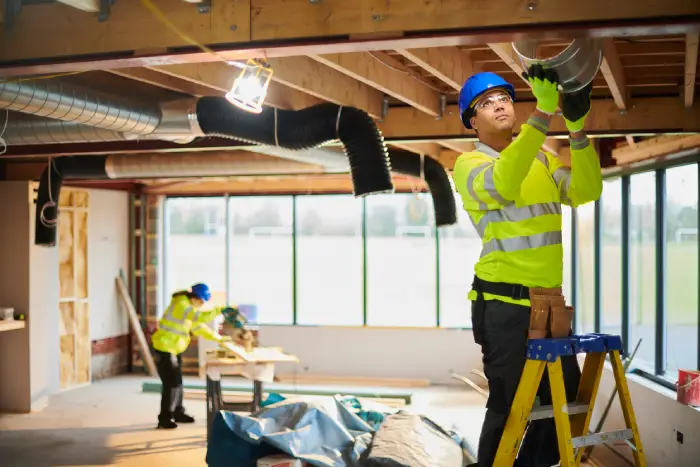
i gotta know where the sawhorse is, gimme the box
[494,333,646,467]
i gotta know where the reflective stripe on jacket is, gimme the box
[151,295,224,355]
[452,122,602,306]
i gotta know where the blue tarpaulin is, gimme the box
[206,396,466,467]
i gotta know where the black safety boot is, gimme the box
[157,419,178,429]
[173,412,195,423]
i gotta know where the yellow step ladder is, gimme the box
[493,333,647,467]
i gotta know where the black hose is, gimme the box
[34,156,108,246]
[196,97,393,197]
[388,151,457,227]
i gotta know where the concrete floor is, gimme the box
[0,375,487,467]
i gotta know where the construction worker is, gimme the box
[151,283,234,429]
[452,65,602,466]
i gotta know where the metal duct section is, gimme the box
[3,112,130,145]
[0,79,161,134]
[103,152,325,179]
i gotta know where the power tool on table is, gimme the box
[221,306,256,353]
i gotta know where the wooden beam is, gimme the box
[108,67,219,96]
[311,52,441,116]
[612,133,700,165]
[625,135,637,147]
[391,142,441,157]
[685,32,700,107]
[5,0,699,75]
[486,43,529,85]
[56,0,99,11]
[265,56,384,118]
[601,38,629,109]
[439,141,475,153]
[378,97,700,140]
[394,47,472,91]
[150,63,323,110]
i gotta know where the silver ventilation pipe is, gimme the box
[0,78,204,143]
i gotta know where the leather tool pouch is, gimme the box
[528,287,574,338]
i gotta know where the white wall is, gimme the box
[257,325,482,384]
[87,189,130,341]
[589,363,700,467]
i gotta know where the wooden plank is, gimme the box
[486,43,529,85]
[391,142,441,157]
[612,133,700,165]
[439,141,475,153]
[0,321,26,332]
[152,63,323,111]
[115,275,158,377]
[378,97,700,140]
[250,0,700,41]
[275,374,430,388]
[109,67,219,96]
[394,47,472,91]
[601,38,629,109]
[1,0,252,62]
[266,56,385,118]
[685,32,700,107]
[311,52,442,116]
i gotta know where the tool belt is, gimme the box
[472,276,574,339]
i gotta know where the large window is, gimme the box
[438,192,481,328]
[366,193,437,327]
[576,202,596,334]
[562,206,573,303]
[164,197,227,309]
[629,172,657,370]
[295,195,364,326]
[600,178,623,336]
[665,165,698,375]
[228,196,294,325]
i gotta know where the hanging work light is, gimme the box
[225,58,274,114]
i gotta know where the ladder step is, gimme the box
[528,402,589,421]
[572,428,634,449]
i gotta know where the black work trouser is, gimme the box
[155,349,185,422]
[472,299,581,467]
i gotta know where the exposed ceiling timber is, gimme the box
[4,0,699,76]
[600,38,630,109]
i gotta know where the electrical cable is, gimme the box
[39,156,59,229]
[0,109,8,155]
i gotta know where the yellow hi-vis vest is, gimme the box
[151,295,226,355]
[452,123,602,306]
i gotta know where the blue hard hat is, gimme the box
[190,283,212,302]
[458,72,516,129]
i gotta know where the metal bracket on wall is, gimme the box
[98,0,116,22]
[193,0,211,14]
[378,96,390,123]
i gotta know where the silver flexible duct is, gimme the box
[0,79,161,135]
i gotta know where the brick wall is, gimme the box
[91,334,130,380]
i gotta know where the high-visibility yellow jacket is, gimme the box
[151,295,227,355]
[452,122,602,306]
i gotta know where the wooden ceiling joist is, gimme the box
[310,52,442,116]
[486,43,529,85]
[390,142,441,157]
[108,67,220,97]
[685,33,700,108]
[601,38,629,109]
[612,133,700,165]
[378,97,700,140]
[438,141,475,154]
[148,63,323,110]
[394,47,471,91]
[3,0,699,76]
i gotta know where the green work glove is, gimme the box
[521,64,560,115]
[561,82,594,133]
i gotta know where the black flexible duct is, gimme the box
[196,97,393,197]
[35,156,108,246]
[388,151,457,227]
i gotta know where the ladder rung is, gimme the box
[528,402,589,421]
[572,428,634,449]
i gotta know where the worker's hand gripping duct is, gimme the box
[195,97,393,198]
[388,152,457,227]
